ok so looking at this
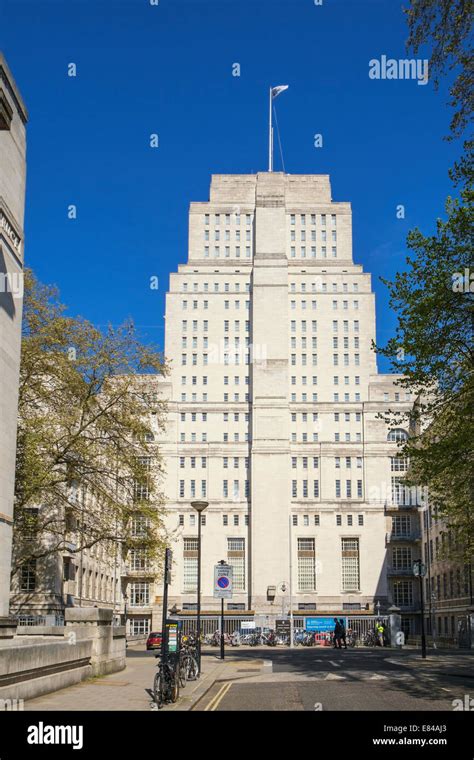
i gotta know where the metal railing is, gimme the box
[15,614,65,627]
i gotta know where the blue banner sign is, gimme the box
[305,617,347,633]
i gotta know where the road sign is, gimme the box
[276,619,290,635]
[213,564,233,599]
[413,560,426,577]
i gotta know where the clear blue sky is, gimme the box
[1,0,461,372]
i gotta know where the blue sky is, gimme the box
[1,0,461,372]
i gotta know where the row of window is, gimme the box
[291,338,360,348]
[290,299,359,310]
[290,282,358,293]
[289,246,338,258]
[204,213,253,225]
[203,246,252,258]
[180,280,361,295]
[289,230,337,242]
[204,229,252,241]
[179,480,250,499]
[182,282,250,293]
[174,476,413,506]
[179,513,248,527]
[291,320,360,332]
[290,353,362,366]
[289,214,337,226]
[180,412,250,422]
[292,514,364,527]
[425,567,471,600]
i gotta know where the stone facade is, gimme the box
[148,172,422,634]
[0,53,27,623]
[421,505,473,646]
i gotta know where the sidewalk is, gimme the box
[23,644,257,712]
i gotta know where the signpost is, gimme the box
[214,562,233,660]
[413,559,427,659]
[276,619,291,637]
[161,548,173,663]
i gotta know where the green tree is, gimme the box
[376,164,474,561]
[405,0,473,138]
[12,269,168,578]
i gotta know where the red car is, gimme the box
[146,631,162,651]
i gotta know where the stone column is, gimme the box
[250,172,290,613]
[0,54,27,631]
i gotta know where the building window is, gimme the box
[129,617,151,636]
[391,477,415,506]
[393,580,413,607]
[228,538,245,591]
[341,538,360,591]
[20,561,36,591]
[297,538,316,592]
[129,549,149,571]
[388,429,408,443]
[391,456,409,472]
[183,538,199,592]
[391,515,411,538]
[129,582,150,607]
[392,547,412,570]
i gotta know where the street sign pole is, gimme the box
[214,561,233,661]
[220,597,225,660]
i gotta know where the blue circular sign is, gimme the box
[217,576,230,589]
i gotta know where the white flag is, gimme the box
[271,85,289,99]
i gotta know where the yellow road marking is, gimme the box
[204,681,232,711]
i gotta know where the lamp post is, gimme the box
[431,591,437,650]
[191,500,208,676]
[413,559,427,659]
[123,592,128,638]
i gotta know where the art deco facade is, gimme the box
[0,54,27,630]
[137,172,423,637]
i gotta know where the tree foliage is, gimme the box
[13,270,168,576]
[405,0,473,137]
[376,158,474,561]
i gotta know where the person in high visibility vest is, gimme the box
[376,621,385,647]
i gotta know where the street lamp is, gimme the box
[278,581,288,618]
[191,500,208,676]
[413,559,427,659]
[123,592,128,638]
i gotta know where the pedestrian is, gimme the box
[339,618,347,649]
[333,618,342,649]
[376,620,385,647]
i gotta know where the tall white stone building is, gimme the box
[145,172,422,637]
[0,54,27,634]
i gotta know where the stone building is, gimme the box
[150,171,423,636]
[0,53,27,634]
[421,505,473,646]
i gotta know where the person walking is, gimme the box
[376,621,385,647]
[339,618,347,649]
[333,618,342,649]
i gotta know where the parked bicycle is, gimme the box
[153,655,179,708]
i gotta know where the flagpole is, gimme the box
[268,86,273,172]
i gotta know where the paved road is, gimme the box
[194,648,474,712]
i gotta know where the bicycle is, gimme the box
[179,633,199,681]
[153,656,179,708]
